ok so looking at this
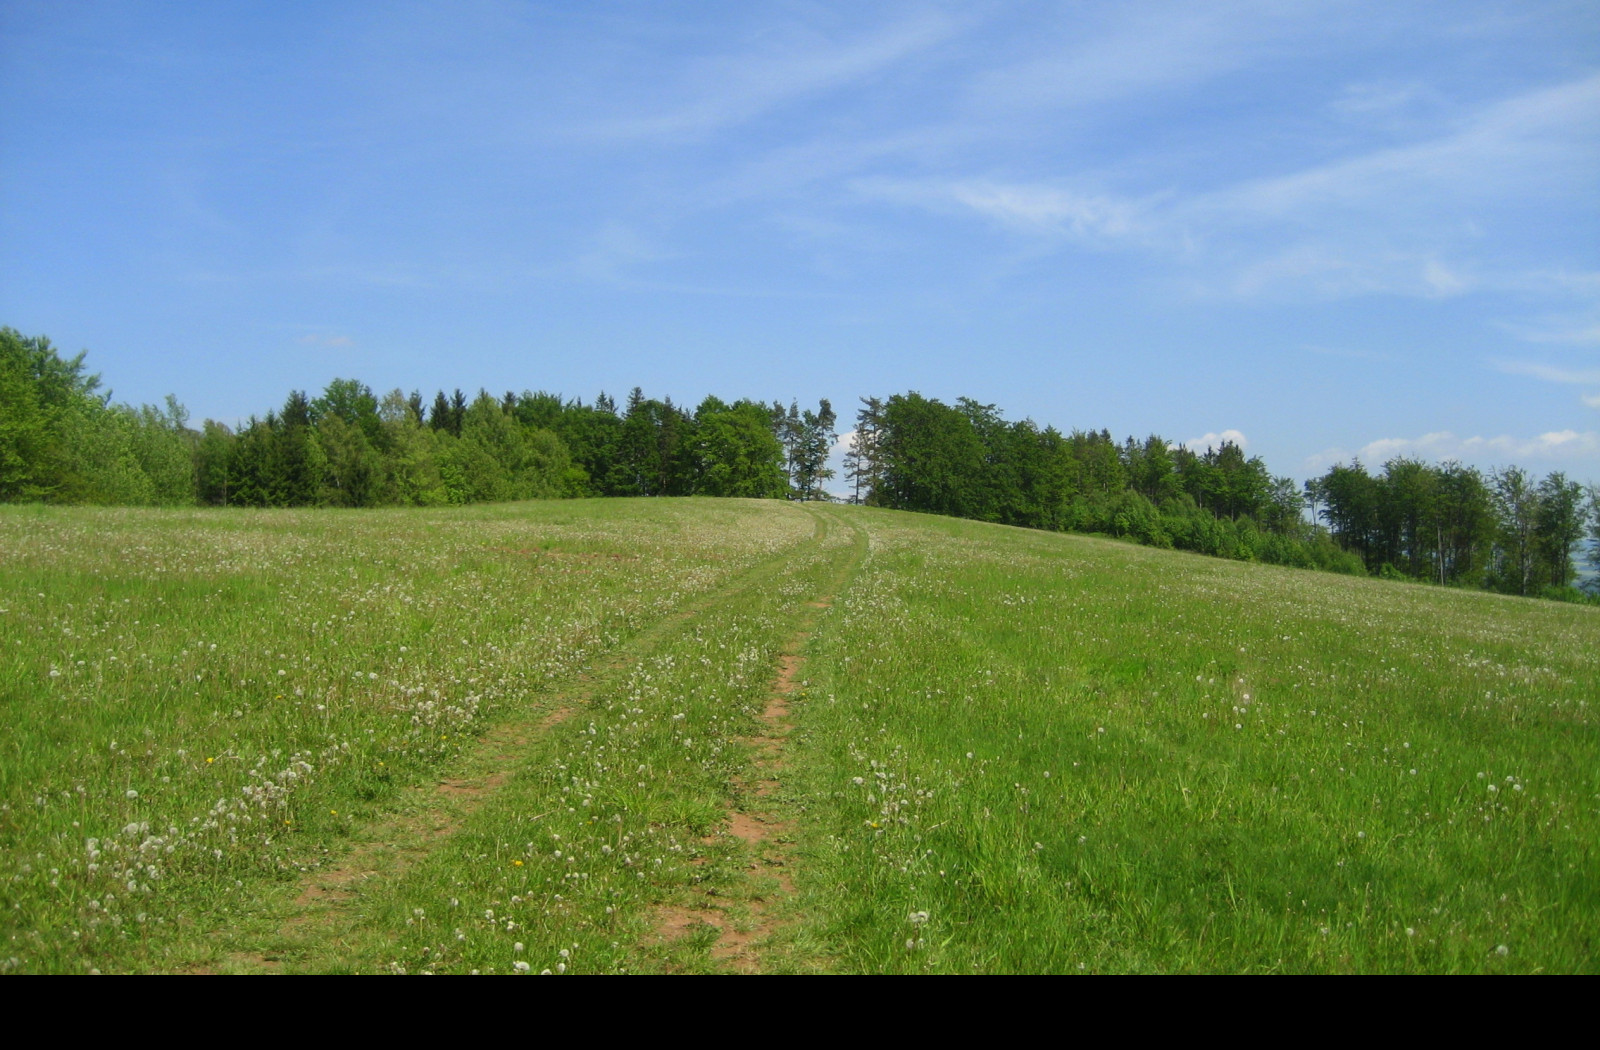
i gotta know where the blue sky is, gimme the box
[3,1,1597,484]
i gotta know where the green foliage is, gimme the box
[877,392,986,516]
[793,399,837,501]
[1534,472,1586,590]
[0,328,196,506]
[194,421,236,505]
[316,413,380,507]
[380,389,449,506]
[866,391,1369,581]
[692,398,788,498]
[0,327,101,501]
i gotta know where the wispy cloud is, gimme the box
[1501,321,1600,346]
[1327,79,1444,126]
[1304,343,1394,363]
[867,71,1600,303]
[1495,360,1600,385]
[1205,73,1600,222]
[580,14,957,142]
[853,177,1149,243]
[575,222,674,283]
[962,3,1302,117]
[294,333,354,348]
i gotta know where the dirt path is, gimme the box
[652,507,868,972]
[206,511,848,974]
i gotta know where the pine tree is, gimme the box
[846,397,885,504]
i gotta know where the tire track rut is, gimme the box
[653,506,868,973]
[208,512,838,973]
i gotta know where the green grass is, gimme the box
[2,500,1595,973]
[789,510,1600,973]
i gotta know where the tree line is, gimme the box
[4,327,1596,600]
[1,328,837,509]
[843,392,1600,601]
[1307,458,1589,597]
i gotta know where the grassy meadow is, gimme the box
[2,499,1595,973]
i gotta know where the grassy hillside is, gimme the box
[2,500,1595,973]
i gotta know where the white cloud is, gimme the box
[1183,429,1248,453]
[1584,394,1600,409]
[1307,429,1600,471]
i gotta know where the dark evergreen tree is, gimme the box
[429,391,452,433]
[271,391,323,506]
[793,399,837,501]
